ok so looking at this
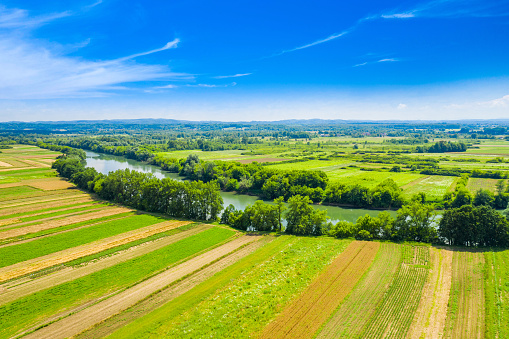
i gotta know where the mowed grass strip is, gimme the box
[0,219,191,282]
[485,248,509,338]
[0,227,236,339]
[0,200,96,220]
[0,196,91,216]
[261,241,379,339]
[0,214,163,268]
[0,186,41,198]
[317,243,402,339]
[444,250,485,339]
[109,236,351,339]
[361,245,430,338]
[407,247,453,339]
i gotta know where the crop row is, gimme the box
[109,236,351,338]
[0,226,235,339]
[317,243,402,338]
[361,246,429,338]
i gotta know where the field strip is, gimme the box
[0,193,87,209]
[0,205,107,230]
[23,235,260,339]
[0,182,23,188]
[0,215,131,250]
[317,243,402,339]
[0,161,13,167]
[443,250,485,339]
[401,176,430,190]
[0,197,93,217]
[408,246,453,339]
[19,159,51,168]
[0,207,131,240]
[25,179,75,190]
[0,224,211,305]
[0,166,38,172]
[361,246,429,338]
[76,235,274,339]
[261,241,379,339]
[0,220,192,282]
[0,202,98,225]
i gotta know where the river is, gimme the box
[84,150,396,223]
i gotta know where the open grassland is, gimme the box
[262,241,379,339]
[108,236,351,338]
[0,227,236,339]
[360,245,430,338]
[467,177,506,194]
[402,176,457,201]
[317,243,402,338]
[444,250,485,339]
[485,248,509,339]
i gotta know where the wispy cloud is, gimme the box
[85,0,104,10]
[0,6,71,29]
[354,58,399,67]
[0,6,186,99]
[153,82,237,90]
[213,73,251,79]
[269,0,508,58]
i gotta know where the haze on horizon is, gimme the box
[0,0,508,122]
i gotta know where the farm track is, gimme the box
[0,220,192,283]
[24,234,261,339]
[261,241,379,339]
[407,246,453,339]
[444,250,485,339]
[317,243,402,339]
[0,197,93,216]
[361,245,429,338]
[0,224,211,305]
[76,235,274,339]
[0,207,131,240]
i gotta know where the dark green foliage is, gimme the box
[285,195,329,236]
[439,205,509,247]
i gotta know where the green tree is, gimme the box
[274,197,287,232]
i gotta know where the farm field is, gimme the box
[1,146,509,338]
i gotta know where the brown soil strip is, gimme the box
[407,246,453,339]
[0,161,13,167]
[24,235,259,339]
[25,179,75,191]
[76,235,273,339]
[0,207,131,240]
[0,220,192,283]
[0,197,93,217]
[0,225,211,305]
[317,243,402,339]
[0,182,24,189]
[261,241,380,339]
[0,166,37,172]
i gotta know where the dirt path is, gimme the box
[262,241,380,339]
[0,207,131,240]
[24,234,260,339]
[0,197,93,217]
[77,235,273,338]
[0,220,192,283]
[0,225,211,305]
[407,246,453,339]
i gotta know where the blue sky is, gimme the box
[0,0,508,121]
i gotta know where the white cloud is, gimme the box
[0,6,71,29]
[378,58,398,63]
[381,13,415,19]
[0,6,186,99]
[484,94,509,107]
[397,103,407,109]
[213,73,251,79]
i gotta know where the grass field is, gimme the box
[467,177,506,194]
[485,248,509,339]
